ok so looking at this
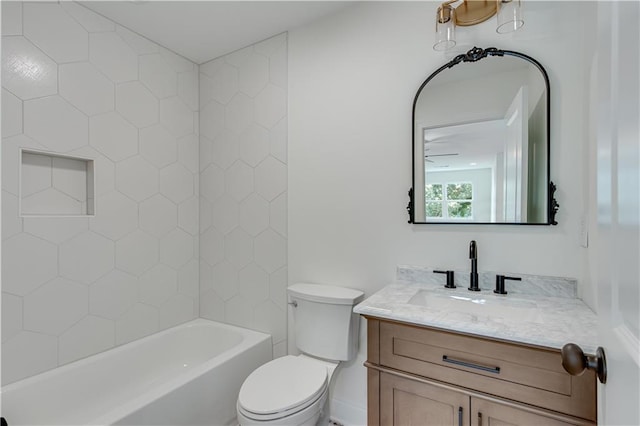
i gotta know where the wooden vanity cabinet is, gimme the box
[365,317,597,426]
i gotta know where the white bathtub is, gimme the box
[1,319,272,426]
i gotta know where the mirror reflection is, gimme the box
[411,49,553,224]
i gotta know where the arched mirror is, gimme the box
[408,47,558,225]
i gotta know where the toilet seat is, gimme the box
[237,355,328,421]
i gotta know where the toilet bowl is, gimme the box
[236,355,337,426]
[236,283,363,426]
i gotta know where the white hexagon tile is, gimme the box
[59,62,114,116]
[115,156,160,201]
[239,124,270,167]
[139,264,178,307]
[23,2,88,63]
[199,32,288,356]
[24,278,88,335]
[58,315,115,365]
[24,217,89,244]
[212,195,240,235]
[60,2,115,33]
[140,125,178,168]
[211,130,240,170]
[24,96,88,152]
[90,270,138,320]
[2,37,58,100]
[1,5,287,384]
[178,260,200,299]
[59,232,115,284]
[90,191,138,240]
[211,260,240,301]
[239,194,270,237]
[225,161,254,202]
[139,53,178,99]
[115,303,159,346]
[115,230,160,277]
[2,1,23,36]
[224,228,253,269]
[2,293,23,343]
[238,263,269,303]
[2,88,22,138]
[89,112,138,162]
[1,1,200,384]
[115,82,159,128]
[160,229,194,269]
[89,32,138,83]
[2,233,58,296]
[225,93,253,134]
[139,194,178,238]
[160,163,194,203]
[1,331,57,385]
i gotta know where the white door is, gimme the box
[596,2,640,425]
[503,86,528,222]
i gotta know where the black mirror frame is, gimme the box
[408,47,558,225]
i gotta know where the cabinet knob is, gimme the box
[561,343,607,384]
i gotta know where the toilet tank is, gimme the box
[288,283,364,361]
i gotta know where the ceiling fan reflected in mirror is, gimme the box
[424,152,459,163]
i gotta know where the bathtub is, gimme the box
[1,319,272,426]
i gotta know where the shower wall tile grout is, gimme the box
[2,1,289,385]
[198,33,288,355]
[1,1,200,385]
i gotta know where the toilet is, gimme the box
[236,283,364,426]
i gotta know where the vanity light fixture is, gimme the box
[434,0,524,51]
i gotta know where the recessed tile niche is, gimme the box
[20,149,95,217]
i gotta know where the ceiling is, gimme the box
[424,120,505,172]
[81,1,352,64]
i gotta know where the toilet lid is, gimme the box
[238,355,328,417]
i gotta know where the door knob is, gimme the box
[561,343,607,384]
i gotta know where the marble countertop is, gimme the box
[354,277,599,354]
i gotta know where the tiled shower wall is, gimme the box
[1,2,200,384]
[198,34,288,357]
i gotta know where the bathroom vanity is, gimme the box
[354,267,599,426]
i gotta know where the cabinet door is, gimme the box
[380,372,470,426]
[471,398,592,426]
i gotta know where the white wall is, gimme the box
[288,2,597,423]
[1,2,200,384]
[198,34,288,357]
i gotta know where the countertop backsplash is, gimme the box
[396,265,578,299]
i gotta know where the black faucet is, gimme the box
[468,240,480,291]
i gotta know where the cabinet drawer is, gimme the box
[378,320,596,421]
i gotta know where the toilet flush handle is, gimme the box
[288,300,298,308]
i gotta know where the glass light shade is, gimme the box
[496,0,524,33]
[434,4,456,51]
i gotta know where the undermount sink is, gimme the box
[408,290,541,322]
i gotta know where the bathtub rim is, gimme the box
[1,318,272,426]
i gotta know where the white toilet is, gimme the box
[236,283,364,426]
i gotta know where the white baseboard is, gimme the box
[329,397,366,426]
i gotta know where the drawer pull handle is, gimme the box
[442,355,501,374]
[458,407,463,426]
[478,412,483,426]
